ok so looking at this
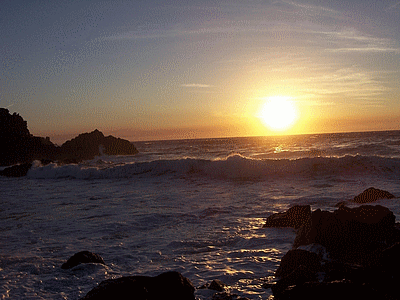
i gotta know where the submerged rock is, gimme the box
[81,271,195,300]
[263,205,311,229]
[61,251,106,269]
[352,187,395,203]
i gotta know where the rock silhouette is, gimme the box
[0,108,58,166]
[352,187,395,203]
[59,129,138,162]
[0,108,138,172]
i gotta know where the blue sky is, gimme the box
[2,0,400,141]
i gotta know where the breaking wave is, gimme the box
[26,154,400,180]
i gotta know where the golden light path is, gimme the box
[257,96,298,132]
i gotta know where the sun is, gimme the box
[258,96,298,131]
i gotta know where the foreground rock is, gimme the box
[263,205,311,229]
[61,251,106,269]
[352,187,395,203]
[271,203,400,299]
[81,271,195,300]
[293,204,397,264]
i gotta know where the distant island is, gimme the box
[0,108,138,168]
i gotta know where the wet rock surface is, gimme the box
[61,251,106,269]
[263,205,311,229]
[352,187,395,203]
[269,193,400,300]
[81,271,195,300]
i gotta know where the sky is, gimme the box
[2,0,400,142]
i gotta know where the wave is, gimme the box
[25,154,400,181]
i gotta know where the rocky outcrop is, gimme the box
[263,205,311,229]
[59,129,138,162]
[61,251,106,269]
[0,163,33,177]
[292,205,397,264]
[352,187,395,203]
[0,108,58,166]
[271,203,400,300]
[81,271,195,300]
[0,109,138,172]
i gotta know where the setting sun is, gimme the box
[258,96,298,131]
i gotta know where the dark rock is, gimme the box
[275,280,382,300]
[273,205,400,300]
[352,187,395,203]
[293,205,396,264]
[81,271,195,300]
[209,279,226,292]
[60,129,138,162]
[61,251,106,269]
[275,249,321,278]
[212,292,250,300]
[263,205,311,229]
[272,264,318,297]
[379,242,400,271]
[0,163,32,177]
[334,201,347,207]
[0,109,139,169]
[0,108,58,166]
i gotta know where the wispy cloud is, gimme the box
[181,84,213,88]
[320,29,400,53]
[385,1,400,11]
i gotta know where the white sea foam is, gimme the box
[26,154,400,181]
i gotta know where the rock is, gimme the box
[1,109,138,169]
[271,264,319,297]
[61,251,106,269]
[211,292,250,300]
[275,249,321,278]
[60,129,138,162]
[334,201,347,207]
[292,205,396,264]
[379,242,400,271]
[0,163,32,177]
[0,108,58,166]
[263,205,311,229]
[352,187,395,203]
[274,279,382,300]
[81,271,195,300]
[273,205,400,300]
[209,279,226,292]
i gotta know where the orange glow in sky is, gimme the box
[2,1,400,142]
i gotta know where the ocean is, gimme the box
[1,130,400,299]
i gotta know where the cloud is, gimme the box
[181,84,213,88]
[318,29,400,53]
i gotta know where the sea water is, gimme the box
[1,131,400,299]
